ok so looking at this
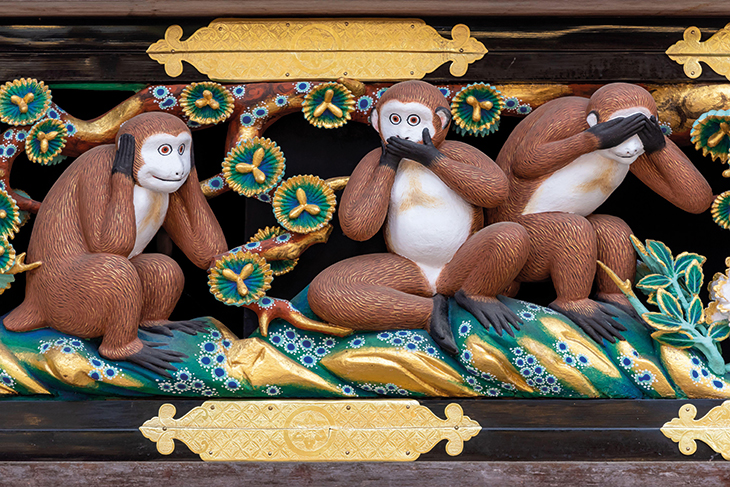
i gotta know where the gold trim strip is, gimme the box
[140,399,481,461]
[662,401,730,459]
[667,24,730,81]
[147,18,487,81]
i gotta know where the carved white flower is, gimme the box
[707,263,730,323]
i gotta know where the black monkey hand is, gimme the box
[112,133,135,177]
[638,115,666,154]
[386,128,442,166]
[379,139,401,170]
[586,112,646,150]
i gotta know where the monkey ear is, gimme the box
[586,111,598,127]
[435,107,451,130]
[371,108,380,134]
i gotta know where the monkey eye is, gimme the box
[407,114,421,126]
[158,144,173,156]
[178,144,185,155]
[389,113,401,125]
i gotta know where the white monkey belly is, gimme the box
[129,185,169,258]
[385,160,473,292]
[522,153,630,217]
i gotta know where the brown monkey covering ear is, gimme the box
[4,112,228,377]
[308,80,530,354]
[489,82,713,345]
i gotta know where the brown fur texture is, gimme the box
[488,83,713,327]
[309,81,529,333]
[4,113,227,361]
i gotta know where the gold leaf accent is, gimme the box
[667,25,730,80]
[146,19,487,81]
[140,399,480,461]
[662,402,730,459]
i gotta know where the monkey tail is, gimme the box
[3,300,46,332]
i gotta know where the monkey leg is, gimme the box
[436,222,530,337]
[515,212,627,343]
[308,253,460,353]
[587,214,642,322]
[130,253,206,336]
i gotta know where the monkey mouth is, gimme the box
[153,175,183,182]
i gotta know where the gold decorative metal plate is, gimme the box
[662,401,730,459]
[139,399,480,461]
[667,24,730,80]
[147,18,487,82]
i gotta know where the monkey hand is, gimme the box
[454,290,523,338]
[586,113,646,150]
[379,139,401,170]
[638,115,666,154]
[386,128,442,166]
[549,298,627,344]
[112,133,136,177]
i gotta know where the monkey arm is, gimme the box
[339,148,396,241]
[432,142,509,208]
[512,131,599,179]
[163,166,228,268]
[78,147,137,256]
[630,140,713,214]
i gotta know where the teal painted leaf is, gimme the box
[636,274,672,291]
[656,288,683,320]
[708,322,730,342]
[646,240,673,274]
[686,295,704,326]
[651,330,695,349]
[642,312,683,331]
[685,261,704,296]
[674,252,706,274]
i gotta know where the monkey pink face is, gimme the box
[136,132,192,193]
[587,106,651,165]
[373,100,444,143]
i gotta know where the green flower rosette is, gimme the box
[0,78,52,126]
[209,251,273,306]
[450,83,503,137]
[302,82,355,129]
[0,186,20,238]
[712,190,730,230]
[222,137,286,197]
[272,175,336,233]
[0,236,15,274]
[26,118,67,165]
[691,109,730,164]
[180,82,234,125]
[247,226,298,276]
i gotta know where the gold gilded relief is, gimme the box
[667,25,730,81]
[663,402,730,459]
[140,400,480,461]
[147,19,487,82]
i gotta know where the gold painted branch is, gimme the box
[140,400,480,461]
[147,18,487,82]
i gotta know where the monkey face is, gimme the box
[587,106,651,165]
[373,100,440,144]
[136,132,192,193]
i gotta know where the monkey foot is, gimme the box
[549,298,627,344]
[594,292,649,329]
[126,342,188,378]
[140,320,210,337]
[429,294,457,355]
[454,290,522,338]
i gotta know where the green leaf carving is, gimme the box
[685,261,704,296]
[674,252,706,274]
[647,239,673,274]
[651,329,695,349]
[656,288,683,320]
[642,312,683,331]
[636,274,672,291]
[708,322,730,342]
[686,295,704,326]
